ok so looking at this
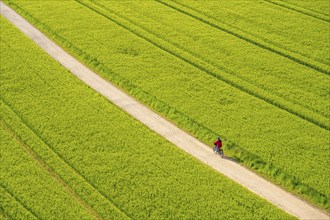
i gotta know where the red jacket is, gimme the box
[214,140,222,148]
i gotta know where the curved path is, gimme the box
[1,2,329,219]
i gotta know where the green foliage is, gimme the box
[0,185,37,220]
[82,0,329,129]
[0,126,97,220]
[3,0,329,210]
[0,15,294,219]
[169,0,330,65]
[263,0,330,22]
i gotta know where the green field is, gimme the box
[0,16,295,219]
[2,0,329,211]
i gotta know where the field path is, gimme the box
[1,2,329,219]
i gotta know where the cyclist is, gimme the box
[214,136,222,154]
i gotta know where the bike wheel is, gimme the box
[213,147,218,154]
[219,149,224,158]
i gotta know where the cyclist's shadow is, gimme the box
[222,155,239,163]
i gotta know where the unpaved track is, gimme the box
[1,2,329,219]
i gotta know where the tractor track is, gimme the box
[0,116,103,220]
[0,98,130,220]
[0,184,38,220]
[263,0,330,23]
[155,0,330,75]
[88,0,329,119]
[1,2,329,219]
[77,0,329,131]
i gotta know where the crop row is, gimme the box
[90,0,330,121]
[263,0,330,22]
[81,0,329,130]
[280,0,330,16]
[0,99,128,219]
[157,0,330,74]
[92,0,330,120]
[0,15,293,218]
[1,116,108,220]
[170,0,330,67]
[0,184,37,220]
[0,18,129,219]
[0,119,98,220]
[5,0,329,210]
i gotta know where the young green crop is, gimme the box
[0,15,294,219]
[94,0,329,119]
[0,17,126,220]
[87,0,329,126]
[0,126,96,220]
[169,0,330,64]
[4,0,329,210]
[0,185,37,220]
[85,1,329,128]
[264,0,330,21]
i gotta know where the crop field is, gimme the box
[0,16,296,219]
[2,0,329,212]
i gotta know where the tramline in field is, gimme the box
[3,0,328,211]
[0,15,295,219]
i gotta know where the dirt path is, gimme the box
[1,2,329,219]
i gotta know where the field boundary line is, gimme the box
[0,97,131,219]
[155,0,330,75]
[263,0,330,22]
[0,184,39,219]
[0,120,103,220]
[77,0,329,130]
[1,2,329,219]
